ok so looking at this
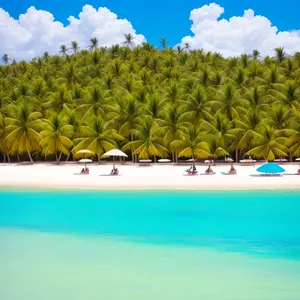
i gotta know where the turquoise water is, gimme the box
[1,189,300,299]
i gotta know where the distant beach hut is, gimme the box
[256,163,285,176]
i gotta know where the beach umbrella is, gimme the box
[75,149,94,158]
[256,163,285,174]
[79,158,92,169]
[296,158,300,167]
[102,149,128,169]
[225,157,233,163]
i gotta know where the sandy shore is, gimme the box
[0,162,299,190]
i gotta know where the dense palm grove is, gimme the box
[0,37,300,163]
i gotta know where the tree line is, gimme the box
[0,36,300,163]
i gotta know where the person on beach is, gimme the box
[229,164,236,174]
[205,165,214,174]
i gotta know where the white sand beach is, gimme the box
[0,162,299,190]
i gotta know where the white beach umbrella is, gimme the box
[296,158,300,167]
[79,158,92,169]
[225,157,233,163]
[102,149,128,168]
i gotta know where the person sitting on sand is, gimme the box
[80,168,89,174]
[111,167,119,174]
[229,164,236,174]
[205,165,213,174]
[186,166,193,172]
[298,169,300,174]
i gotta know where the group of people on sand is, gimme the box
[186,166,198,174]
[185,163,237,175]
[80,167,89,174]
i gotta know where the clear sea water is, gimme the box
[1,189,300,300]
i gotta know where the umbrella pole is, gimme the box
[113,156,115,169]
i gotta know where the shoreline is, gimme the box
[0,163,299,191]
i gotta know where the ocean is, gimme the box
[0,189,300,300]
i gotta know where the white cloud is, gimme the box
[0,5,146,61]
[179,3,300,57]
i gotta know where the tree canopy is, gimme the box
[1,40,300,163]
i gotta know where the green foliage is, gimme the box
[1,44,300,163]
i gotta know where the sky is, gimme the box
[1,0,300,60]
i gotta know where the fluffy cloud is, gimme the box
[0,5,146,61]
[179,3,300,57]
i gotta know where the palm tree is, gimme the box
[274,47,286,64]
[42,52,50,61]
[159,104,187,162]
[59,45,68,56]
[171,124,211,169]
[184,42,191,52]
[122,33,135,48]
[212,83,247,121]
[272,80,300,113]
[284,117,300,157]
[116,96,141,162]
[70,41,80,54]
[40,113,73,163]
[77,86,111,119]
[246,125,288,161]
[122,116,168,161]
[252,50,260,60]
[5,104,42,163]
[205,135,229,161]
[89,37,99,51]
[44,86,72,114]
[160,37,167,50]
[182,85,212,124]
[2,54,10,65]
[73,116,123,162]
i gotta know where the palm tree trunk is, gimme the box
[27,151,34,164]
[3,154,6,163]
[7,155,10,163]
[56,151,62,164]
[235,149,238,163]
[17,154,20,162]
[154,155,156,163]
[131,133,134,163]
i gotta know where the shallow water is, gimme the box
[1,189,300,299]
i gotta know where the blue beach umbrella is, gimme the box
[256,163,285,174]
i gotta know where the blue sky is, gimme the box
[2,0,300,47]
